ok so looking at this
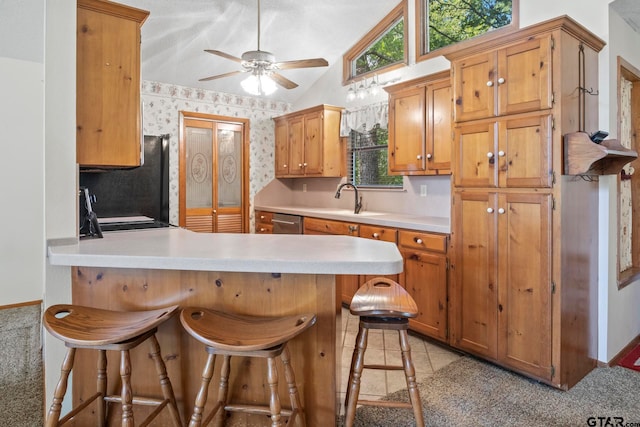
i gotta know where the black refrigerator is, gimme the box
[80,135,171,230]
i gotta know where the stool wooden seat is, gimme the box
[344,277,425,427]
[43,304,183,427]
[180,307,316,427]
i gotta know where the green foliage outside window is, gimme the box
[354,19,405,76]
[350,127,403,188]
[427,0,513,52]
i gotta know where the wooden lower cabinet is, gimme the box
[255,210,273,234]
[398,230,448,342]
[303,217,448,342]
[450,191,553,380]
[303,217,360,305]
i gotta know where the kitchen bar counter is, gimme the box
[255,204,450,234]
[47,227,402,426]
[48,226,402,273]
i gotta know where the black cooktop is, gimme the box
[98,217,171,232]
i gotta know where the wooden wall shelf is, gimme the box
[564,132,638,175]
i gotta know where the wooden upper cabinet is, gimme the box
[273,105,345,178]
[274,118,289,176]
[386,71,452,176]
[427,79,453,173]
[388,85,427,174]
[76,0,149,167]
[453,112,552,188]
[452,35,552,122]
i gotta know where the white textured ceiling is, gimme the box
[117,0,399,104]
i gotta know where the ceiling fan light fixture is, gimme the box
[241,72,277,96]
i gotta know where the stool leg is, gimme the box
[45,347,76,427]
[189,353,216,427]
[344,326,369,427]
[97,350,107,427]
[398,330,424,427]
[212,355,230,427]
[280,344,305,427]
[267,356,283,427]
[120,349,134,427]
[148,334,183,427]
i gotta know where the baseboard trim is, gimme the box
[0,300,42,311]
[607,334,640,367]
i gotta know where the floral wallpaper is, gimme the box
[140,80,291,230]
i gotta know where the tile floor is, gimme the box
[338,307,462,416]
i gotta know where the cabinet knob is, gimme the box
[498,208,505,214]
[414,238,423,244]
[486,81,494,87]
[498,77,505,84]
[426,153,432,159]
[259,227,266,232]
[260,215,265,219]
[487,152,494,158]
[487,208,494,213]
[498,150,505,157]
[303,163,308,167]
[298,163,303,167]
[416,154,422,160]
[283,164,288,168]
[372,232,380,239]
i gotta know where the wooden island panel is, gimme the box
[70,267,340,427]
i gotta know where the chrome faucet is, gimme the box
[335,182,363,214]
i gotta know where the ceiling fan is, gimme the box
[198,0,328,95]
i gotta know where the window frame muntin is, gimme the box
[343,0,408,85]
[414,0,520,63]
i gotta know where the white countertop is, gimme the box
[48,227,403,275]
[255,205,450,234]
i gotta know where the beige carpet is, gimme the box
[342,356,640,426]
[0,304,43,427]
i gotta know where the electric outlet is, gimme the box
[420,184,427,197]
[302,183,307,193]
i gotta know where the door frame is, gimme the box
[178,111,250,233]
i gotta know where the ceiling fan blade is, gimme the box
[275,58,328,70]
[270,73,299,90]
[199,70,246,82]
[204,49,243,63]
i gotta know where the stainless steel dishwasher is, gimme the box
[272,213,303,234]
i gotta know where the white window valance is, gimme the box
[340,102,388,137]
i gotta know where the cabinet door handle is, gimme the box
[498,150,505,157]
[298,163,303,167]
[486,80,494,87]
[283,164,288,168]
[426,153,432,159]
[260,215,265,219]
[498,208,505,214]
[303,162,308,167]
[372,232,380,239]
[498,77,505,84]
[487,152,494,158]
[259,227,266,232]
[416,154,422,160]
[414,238,423,244]
[487,208,494,213]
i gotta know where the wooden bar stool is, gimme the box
[43,304,183,427]
[179,307,316,427]
[344,277,425,427]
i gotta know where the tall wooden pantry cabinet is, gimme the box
[446,16,605,389]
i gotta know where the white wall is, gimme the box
[0,57,45,305]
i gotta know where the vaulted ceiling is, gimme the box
[117,0,399,104]
[116,0,640,105]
